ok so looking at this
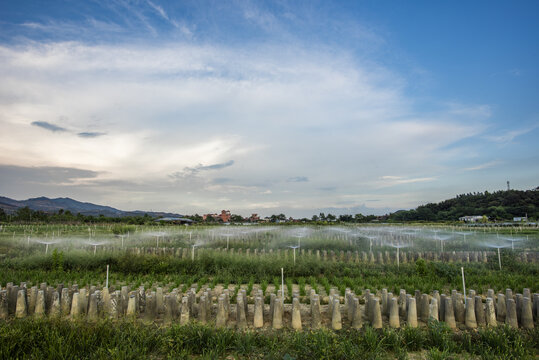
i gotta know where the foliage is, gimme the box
[0,320,537,359]
[389,189,539,221]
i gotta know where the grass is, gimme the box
[0,319,537,359]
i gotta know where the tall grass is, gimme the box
[0,319,536,359]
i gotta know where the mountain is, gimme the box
[0,196,182,218]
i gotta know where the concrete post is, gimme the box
[332,298,342,330]
[180,296,190,325]
[497,294,506,322]
[88,293,98,321]
[399,289,407,317]
[34,290,45,318]
[485,297,497,327]
[15,290,27,318]
[126,293,137,318]
[236,295,247,329]
[272,298,283,329]
[311,295,321,329]
[406,297,418,328]
[216,295,227,327]
[352,297,362,329]
[292,297,302,330]
[254,296,264,328]
[50,291,61,318]
[70,292,81,318]
[444,297,456,329]
[465,297,477,329]
[371,298,382,329]
[389,298,400,328]
[429,298,438,322]
[420,294,430,322]
[521,297,534,329]
[474,296,485,327]
[505,299,518,328]
[79,288,88,315]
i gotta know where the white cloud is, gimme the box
[463,160,502,171]
[0,40,490,215]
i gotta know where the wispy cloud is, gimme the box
[146,0,179,28]
[77,132,107,138]
[484,125,537,143]
[31,121,67,132]
[463,160,501,171]
[169,160,235,179]
[379,176,436,187]
[287,176,308,182]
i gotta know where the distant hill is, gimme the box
[389,188,539,221]
[0,196,182,218]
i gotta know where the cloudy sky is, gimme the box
[0,1,538,217]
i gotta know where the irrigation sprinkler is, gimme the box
[106,265,109,288]
[484,243,510,270]
[87,241,106,255]
[221,233,233,249]
[500,236,525,251]
[36,240,59,254]
[288,245,300,266]
[386,242,410,268]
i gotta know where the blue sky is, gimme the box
[0,0,538,216]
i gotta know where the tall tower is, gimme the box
[507,181,510,191]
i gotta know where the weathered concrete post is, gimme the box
[420,294,430,322]
[254,296,264,328]
[311,295,321,329]
[126,292,137,319]
[109,291,119,319]
[216,295,227,328]
[485,297,497,327]
[236,295,247,329]
[33,290,45,318]
[272,297,283,329]
[15,290,27,318]
[292,297,302,330]
[505,298,518,328]
[269,293,276,323]
[60,288,71,317]
[352,297,362,329]
[70,292,81,318]
[199,295,207,324]
[465,297,477,329]
[332,298,342,330]
[389,298,400,328]
[143,293,155,323]
[50,291,61,318]
[371,298,382,329]
[521,297,534,329]
[156,287,164,314]
[497,294,506,322]
[439,294,446,322]
[28,286,37,315]
[407,297,418,328]
[429,298,438,322]
[399,289,407,317]
[88,293,98,321]
[79,288,88,315]
[180,296,190,325]
[444,297,457,329]
[474,296,485,327]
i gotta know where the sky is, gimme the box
[0,0,538,217]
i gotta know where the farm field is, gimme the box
[1,224,538,359]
